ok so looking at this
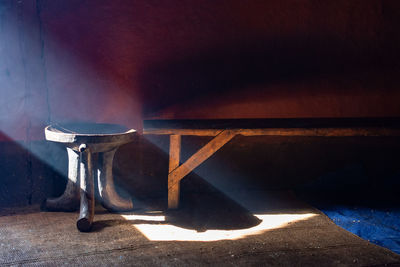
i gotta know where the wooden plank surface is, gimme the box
[143,129,223,136]
[144,127,400,137]
[168,135,181,209]
[239,127,400,137]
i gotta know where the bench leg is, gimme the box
[168,135,181,209]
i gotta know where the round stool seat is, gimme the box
[45,123,136,153]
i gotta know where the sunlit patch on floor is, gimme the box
[121,213,316,241]
[121,214,166,222]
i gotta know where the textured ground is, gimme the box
[1,191,399,266]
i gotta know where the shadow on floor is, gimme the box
[91,187,263,233]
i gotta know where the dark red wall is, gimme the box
[1,0,400,208]
[1,0,400,141]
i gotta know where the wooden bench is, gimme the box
[143,118,400,209]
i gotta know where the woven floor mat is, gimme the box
[1,192,399,266]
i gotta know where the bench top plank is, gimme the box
[144,127,400,136]
[143,118,400,136]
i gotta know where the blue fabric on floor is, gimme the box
[321,206,400,254]
[296,164,400,254]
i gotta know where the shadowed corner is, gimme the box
[0,131,69,209]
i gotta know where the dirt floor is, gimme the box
[1,190,399,266]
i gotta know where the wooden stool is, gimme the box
[44,123,136,232]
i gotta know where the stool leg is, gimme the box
[45,147,80,211]
[77,145,95,232]
[98,148,133,211]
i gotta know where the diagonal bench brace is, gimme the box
[167,130,239,208]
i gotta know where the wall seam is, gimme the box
[36,0,51,124]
